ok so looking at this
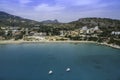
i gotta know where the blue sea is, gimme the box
[0,43,120,80]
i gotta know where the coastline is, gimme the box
[0,40,96,44]
[98,42,120,49]
[0,40,120,49]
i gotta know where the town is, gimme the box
[0,25,120,46]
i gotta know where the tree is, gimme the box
[108,37,114,44]
[0,28,5,36]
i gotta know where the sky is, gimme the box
[0,0,120,22]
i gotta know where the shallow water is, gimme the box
[0,43,120,80]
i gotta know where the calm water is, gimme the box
[0,43,120,80]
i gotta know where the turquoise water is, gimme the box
[0,43,120,80]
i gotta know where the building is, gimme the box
[34,32,46,36]
[25,28,29,36]
[80,26,88,34]
[111,31,120,35]
[94,26,99,31]
[93,26,102,34]
[82,26,88,31]
[5,30,9,35]
[86,29,90,34]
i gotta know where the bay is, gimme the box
[0,43,120,80]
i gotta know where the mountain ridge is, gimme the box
[0,11,120,31]
[41,19,60,24]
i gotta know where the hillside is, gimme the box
[0,11,120,32]
[41,19,60,24]
[0,11,41,27]
[69,18,120,30]
[42,18,120,31]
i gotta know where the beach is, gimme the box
[0,40,96,44]
[0,40,120,49]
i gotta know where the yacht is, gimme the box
[66,68,70,72]
[48,70,53,75]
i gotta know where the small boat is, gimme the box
[48,70,53,75]
[66,68,70,72]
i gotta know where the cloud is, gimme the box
[71,0,100,6]
[32,3,65,21]
[56,0,100,6]
[19,0,32,4]
[0,0,120,22]
[34,3,65,12]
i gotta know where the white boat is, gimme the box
[48,70,53,74]
[66,68,70,72]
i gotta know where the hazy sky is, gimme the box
[0,0,120,22]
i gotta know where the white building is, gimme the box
[34,32,46,36]
[25,28,29,35]
[86,29,90,34]
[80,26,88,34]
[111,31,120,35]
[82,26,88,31]
[5,30,9,35]
[60,31,64,36]
[94,26,99,31]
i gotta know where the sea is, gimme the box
[0,43,120,80]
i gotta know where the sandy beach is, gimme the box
[0,40,120,49]
[0,40,96,44]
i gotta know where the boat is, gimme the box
[66,68,70,72]
[48,70,53,75]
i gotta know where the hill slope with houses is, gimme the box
[0,11,120,46]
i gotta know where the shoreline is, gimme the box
[0,40,96,44]
[98,42,120,49]
[0,40,120,49]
